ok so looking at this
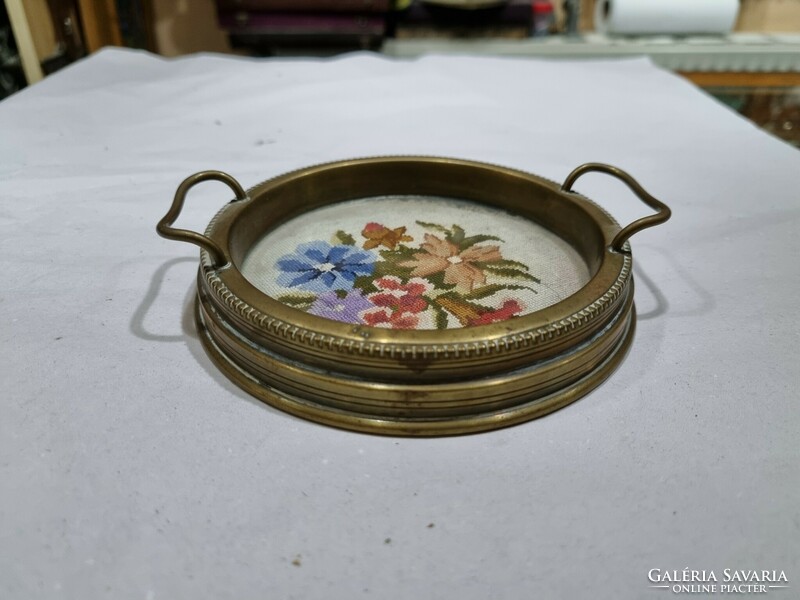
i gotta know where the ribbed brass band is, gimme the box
[195,288,636,436]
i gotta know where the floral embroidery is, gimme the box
[276,241,376,293]
[275,221,539,330]
[467,300,525,327]
[362,276,431,330]
[361,223,413,250]
[308,290,373,323]
[398,233,502,293]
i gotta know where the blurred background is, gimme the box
[2,0,798,145]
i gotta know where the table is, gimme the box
[1,48,798,599]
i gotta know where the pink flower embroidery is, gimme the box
[362,276,431,329]
[398,234,502,293]
[466,300,524,326]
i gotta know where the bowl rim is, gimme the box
[196,155,632,364]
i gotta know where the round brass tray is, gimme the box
[157,157,670,436]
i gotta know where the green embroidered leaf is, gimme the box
[416,221,451,236]
[434,293,492,321]
[379,245,417,262]
[438,291,500,312]
[334,230,356,246]
[353,275,378,293]
[423,271,453,290]
[486,258,530,271]
[460,284,505,301]
[435,290,458,302]
[431,303,450,330]
[468,301,494,312]
[504,283,538,293]
[371,260,412,281]
[481,265,541,283]
[461,283,537,300]
[459,234,504,249]
[448,224,465,245]
[451,297,493,313]
[277,293,317,308]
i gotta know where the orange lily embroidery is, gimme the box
[361,222,413,250]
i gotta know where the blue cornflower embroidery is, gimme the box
[276,241,376,293]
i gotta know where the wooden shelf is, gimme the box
[382,33,800,75]
[679,71,800,87]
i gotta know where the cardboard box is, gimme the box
[736,0,800,32]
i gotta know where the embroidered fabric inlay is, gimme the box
[241,196,590,330]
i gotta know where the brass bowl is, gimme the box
[157,157,670,436]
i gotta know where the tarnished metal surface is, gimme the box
[157,156,670,435]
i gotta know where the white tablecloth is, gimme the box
[1,48,798,599]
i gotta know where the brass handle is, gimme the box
[561,163,671,253]
[156,170,248,268]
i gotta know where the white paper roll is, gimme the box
[595,0,739,35]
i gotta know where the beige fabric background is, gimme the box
[242,196,590,328]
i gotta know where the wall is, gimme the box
[151,0,231,56]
